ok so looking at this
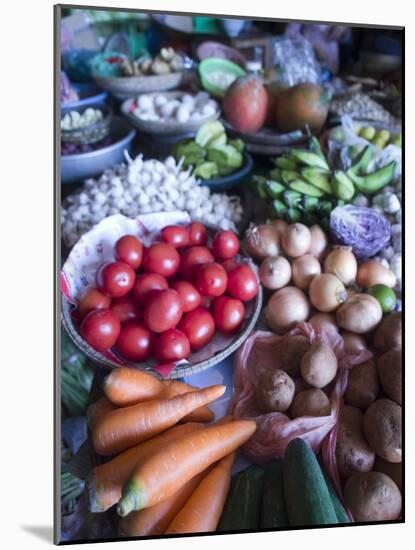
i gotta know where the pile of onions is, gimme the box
[259,256,291,290]
[281,223,311,258]
[265,286,310,333]
[309,273,347,312]
[292,254,321,290]
[336,293,382,334]
[308,224,329,260]
[244,224,280,263]
[324,247,357,285]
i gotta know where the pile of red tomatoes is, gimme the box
[77,222,259,365]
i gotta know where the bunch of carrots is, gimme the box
[86,367,257,536]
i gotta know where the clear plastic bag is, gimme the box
[272,36,322,87]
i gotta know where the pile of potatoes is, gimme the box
[254,333,337,420]
[336,312,402,522]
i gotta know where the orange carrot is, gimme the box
[92,384,225,456]
[118,470,207,537]
[117,420,256,516]
[87,396,115,432]
[87,422,203,513]
[165,452,235,534]
[103,368,214,422]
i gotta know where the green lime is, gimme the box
[368,284,397,313]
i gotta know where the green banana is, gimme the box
[270,168,283,182]
[349,145,374,175]
[286,208,302,223]
[301,168,333,194]
[308,136,326,160]
[274,156,299,170]
[331,171,355,201]
[272,199,287,217]
[289,179,325,197]
[283,190,302,209]
[252,175,269,199]
[266,180,285,198]
[301,196,320,212]
[347,161,397,195]
[281,170,301,184]
[290,149,330,171]
[317,200,335,216]
[302,212,319,226]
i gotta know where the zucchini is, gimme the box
[218,467,263,531]
[283,438,338,527]
[261,459,288,529]
[321,469,351,524]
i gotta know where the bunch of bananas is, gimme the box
[251,137,397,225]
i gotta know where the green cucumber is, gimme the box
[283,438,338,527]
[347,161,396,195]
[261,459,288,529]
[218,467,263,531]
[321,469,351,524]
[289,180,325,197]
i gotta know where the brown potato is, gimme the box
[336,405,375,479]
[373,456,402,491]
[255,368,295,413]
[377,349,402,405]
[290,389,331,418]
[344,359,379,409]
[344,472,401,522]
[373,312,402,352]
[300,341,338,388]
[363,399,402,463]
[277,334,310,378]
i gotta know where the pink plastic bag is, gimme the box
[230,322,372,511]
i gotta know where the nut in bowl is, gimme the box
[61,104,112,145]
[61,212,262,379]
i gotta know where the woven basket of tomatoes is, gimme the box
[61,212,262,379]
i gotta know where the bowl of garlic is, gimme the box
[121,91,220,135]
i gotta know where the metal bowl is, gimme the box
[60,117,135,184]
[61,222,262,379]
[121,92,221,135]
[61,104,112,145]
[94,71,185,99]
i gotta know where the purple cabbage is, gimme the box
[330,205,391,259]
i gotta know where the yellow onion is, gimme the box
[324,246,357,285]
[292,254,322,290]
[308,225,329,260]
[356,260,397,289]
[265,286,310,333]
[259,256,291,290]
[342,331,369,353]
[281,223,311,258]
[336,293,382,334]
[309,273,347,312]
[244,224,280,263]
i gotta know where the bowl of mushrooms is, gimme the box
[121,91,220,135]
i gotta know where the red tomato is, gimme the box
[78,287,111,318]
[154,329,190,362]
[178,308,215,350]
[161,225,190,249]
[143,242,180,278]
[221,258,240,272]
[96,261,136,298]
[143,289,183,333]
[110,294,141,323]
[212,230,240,260]
[170,280,202,313]
[115,321,153,361]
[80,309,121,352]
[188,222,208,245]
[179,246,214,280]
[114,235,144,270]
[195,262,228,297]
[227,264,259,302]
[133,273,168,305]
[212,296,245,334]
